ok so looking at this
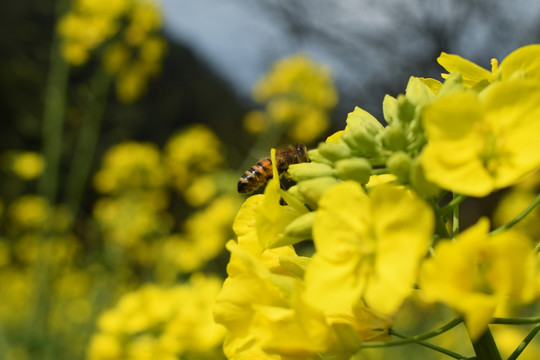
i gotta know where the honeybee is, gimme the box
[237,143,309,193]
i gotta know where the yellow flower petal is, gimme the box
[499,44,540,81]
[420,218,536,341]
[306,181,433,316]
[437,52,494,86]
[365,185,433,314]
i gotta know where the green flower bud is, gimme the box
[380,124,408,151]
[410,156,441,198]
[341,106,383,157]
[437,72,467,97]
[287,184,305,203]
[387,151,411,183]
[335,158,372,184]
[404,76,436,108]
[307,149,333,166]
[318,141,352,162]
[341,127,380,157]
[382,94,398,125]
[298,176,339,209]
[397,95,416,124]
[276,211,316,247]
[288,163,336,181]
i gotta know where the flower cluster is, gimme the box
[244,54,338,144]
[0,123,241,358]
[92,124,241,279]
[163,124,226,204]
[58,0,167,102]
[1,151,45,180]
[87,274,226,360]
[215,44,540,359]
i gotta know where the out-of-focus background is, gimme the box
[1,1,540,359]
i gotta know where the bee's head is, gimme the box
[295,144,309,162]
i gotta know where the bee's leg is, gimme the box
[278,177,288,205]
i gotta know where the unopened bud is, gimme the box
[341,107,383,157]
[335,158,372,184]
[381,125,408,151]
[382,94,398,125]
[318,141,352,162]
[341,128,380,157]
[410,157,441,198]
[277,211,316,247]
[298,176,339,209]
[288,163,336,181]
[397,95,416,123]
[307,149,333,166]
[387,151,411,183]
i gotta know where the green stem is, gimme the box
[439,194,467,218]
[390,329,468,359]
[32,0,70,353]
[507,322,540,360]
[491,317,540,325]
[362,317,463,348]
[371,167,390,175]
[452,191,460,238]
[38,1,70,203]
[490,192,540,235]
[469,327,502,360]
[64,69,111,219]
[431,198,451,241]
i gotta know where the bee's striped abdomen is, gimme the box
[237,158,273,193]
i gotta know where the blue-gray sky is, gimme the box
[161,0,540,112]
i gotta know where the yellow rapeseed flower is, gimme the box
[8,195,50,230]
[89,275,226,360]
[58,0,166,102]
[249,54,337,143]
[10,151,45,180]
[304,181,433,316]
[437,43,540,87]
[421,80,540,197]
[164,124,224,193]
[419,218,536,340]
[93,141,165,194]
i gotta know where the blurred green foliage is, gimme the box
[0,1,341,359]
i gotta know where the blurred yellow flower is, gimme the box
[249,54,337,144]
[93,193,172,248]
[183,174,218,207]
[0,268,33,327]
[93,141,165,194]
[58,0,166,102]
[88,274,226,360]
[103,42,130,74]
[115,63,148,103]
[78,0,130,16]
[164,124,224,194]
[8,195,49,230]
[419,218,536,340]
[9,151,45,180]
[87,333,122,360]
[157,195,241,276]
[242,110,267,134]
